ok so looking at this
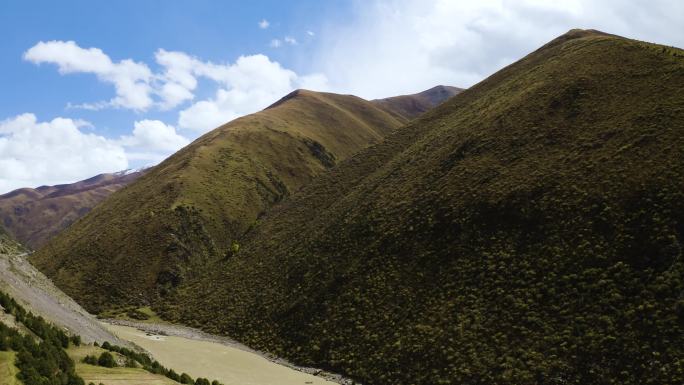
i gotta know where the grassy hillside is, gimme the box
[0,351,19,385]
[165,30,684,384]
[0,170,144,250]
[0,226,23,256]
[372,85,463,120]
[31,90,406,312]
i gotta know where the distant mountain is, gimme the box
[372,85,463,120]
[0,169,145,249]
[31,89,429,311]
[162,30,684,384]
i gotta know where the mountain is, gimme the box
[372,85,463,120]
[161,30,684,384]
[31,90,425,311]
[0,169,145,249]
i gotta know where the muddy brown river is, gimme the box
[104,323,339,385]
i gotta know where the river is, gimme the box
[104,323,340,385]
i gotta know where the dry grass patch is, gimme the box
[0,351,20,385]
[69,345,176,385]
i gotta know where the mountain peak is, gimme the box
[372,85,463,120]
[265,89,321,110]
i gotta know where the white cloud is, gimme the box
[314,0,684,99]
[259,19,270,29]
[307,30,316,37]
[271,36,298,48]
[154,49,200,109]
[118,120,189,162]
[24,41,154,110]
[0,114,194,193]
[0,114,128,193]
[178,54,329,133]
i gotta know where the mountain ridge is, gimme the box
[372,85,463,120]
[31,87,459,312]
[0,169,146,249]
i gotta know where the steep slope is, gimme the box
[0,169,145,249]
[372,85,463,120]
[32,90,405,312]
[1,224,126,345]
[166,30,684,384]
[0,226,22,255]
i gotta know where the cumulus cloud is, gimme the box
[24,41,154,110]
[23,40,331,121]
[118,120,189,162]
[259,19,270,29]
[154,49,200,109]
[178,54,329,132]
[0,114,128,193]
[0,113,194,193]
[314,0,684,99]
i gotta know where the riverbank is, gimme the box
[103,319,357,385]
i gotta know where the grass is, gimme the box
[100,306,167,324]
[161,29,684,385]
[68,345,177,385]
[74,363,177,385]
[0,351,19,385]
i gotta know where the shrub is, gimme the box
[180,373,194,384]
[82,355,98,365]
[97,352,117,368]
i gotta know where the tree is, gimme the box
[180,373,194,384]
[97,352,117,368]
[82,355,98,365]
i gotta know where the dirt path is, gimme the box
[104,320,357,385]
[0,251,129,346]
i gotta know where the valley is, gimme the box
[0,5,682,383]
[0,235,352,385]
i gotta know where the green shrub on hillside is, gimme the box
[97,352,117,368]
[0,290,84,385]
[164,30,684,385]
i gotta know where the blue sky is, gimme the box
[0,0,347,140]
[1,0,683,193]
